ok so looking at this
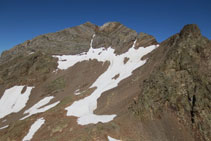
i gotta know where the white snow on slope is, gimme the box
[21,96,60,120]
[29,52,34,55]
[74,89,81,95]
[0,125,9,130]
[22,117,45,141]
[54,35,158,125]
[0,86,34,119]
[108,136,121,141]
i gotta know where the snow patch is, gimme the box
[0,125,9,130]
[29,52,34,55]
[52,69,59,73]
[74,89,86,96]
[22,117,45,141]
[54,35,158,125]
[108,136,121,141]
[21,96,60,120]
[74,89,81,95]
[0,86,34,119]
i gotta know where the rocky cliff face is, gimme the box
[0,22,210,141]
[131,24,211,140]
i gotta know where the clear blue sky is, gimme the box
[0,0,210,54]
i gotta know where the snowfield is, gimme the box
[0,125,9,130]
[22,117,45,141]
[21,96,60,120]
[54,34,158,125]
[0,86,34,119]
[108,136,121,141]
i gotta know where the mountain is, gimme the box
[0,22,210,141]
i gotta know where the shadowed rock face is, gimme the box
[131,24,211,140]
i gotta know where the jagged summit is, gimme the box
[75,21,98,31]
[99,22,122,32]
[81,21,97,26]
[179,24,201,39]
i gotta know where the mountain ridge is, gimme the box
[0,22,157,64]
[0,22,210,141]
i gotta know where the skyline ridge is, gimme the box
[0,0,210,54]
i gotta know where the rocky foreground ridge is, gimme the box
[0,22,210,141]
[130,24,211,141]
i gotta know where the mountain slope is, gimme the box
[0,22,210,141]
[131,24,211,141]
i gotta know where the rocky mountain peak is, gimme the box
[136,32,158,47]
[0,22,158,64]
[78,21,98,31]
[99,22,122,32]
[179,24,201,39]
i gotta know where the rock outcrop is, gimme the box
[131,24,211,140]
